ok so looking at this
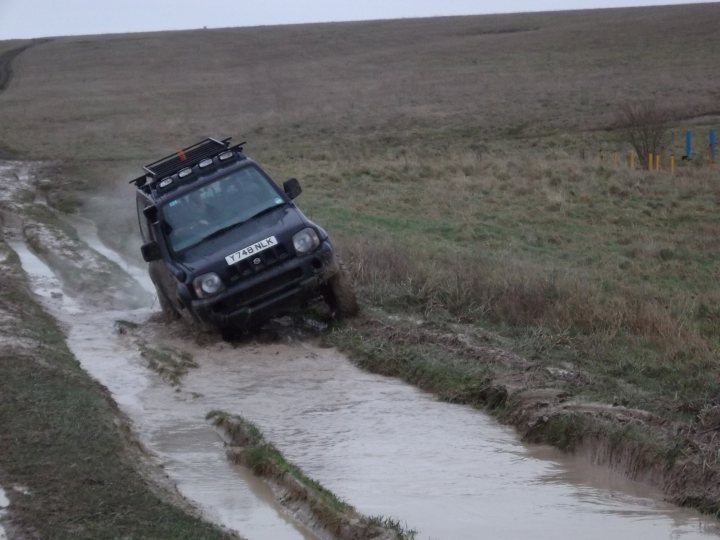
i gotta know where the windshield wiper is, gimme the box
[244,202,287,222]
[199,202,286,243]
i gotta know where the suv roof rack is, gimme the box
[130,137,244,188]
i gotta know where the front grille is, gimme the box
[228,244,291,282]
[214,268,303,314]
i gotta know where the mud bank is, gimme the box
[330,316,720,522]
[209,412,413,540]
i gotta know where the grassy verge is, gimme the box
[207,411,416,540]
[0,235,234,539]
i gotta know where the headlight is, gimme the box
[292,228,320,254]
[193,272,225,298]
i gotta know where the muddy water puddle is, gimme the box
[10,220,720,540]
[10,240,313,540]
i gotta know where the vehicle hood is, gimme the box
[176,205,306,273]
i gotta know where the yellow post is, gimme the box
[614,152,619,167]
[671,154,676,175]
[655,153,661,171]
[648,152,654,170]
[629,152,636,169]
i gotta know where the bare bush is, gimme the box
[618,102,671,169]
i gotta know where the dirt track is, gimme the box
[0,40,49,93]
[0,39,51,158]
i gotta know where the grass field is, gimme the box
[1,0,720,523]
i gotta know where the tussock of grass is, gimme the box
[138,342,197,386]
[207,410,350,513]
[115,319,139,332]
[207,411,416,539]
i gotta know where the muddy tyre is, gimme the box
[149,261,181,321]
[324,266,359,319]
[156,285,181,321]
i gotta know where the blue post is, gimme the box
[710,128,716,162]
[685,130,692,159]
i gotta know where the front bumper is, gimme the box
[190,240,334,327]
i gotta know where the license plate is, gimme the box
[225,236,278,265]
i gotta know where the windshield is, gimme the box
[162,165,285,252]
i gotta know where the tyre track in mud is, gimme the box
[0,39,51,94]
[0,39,51,158]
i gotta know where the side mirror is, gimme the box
[141,241,162,262]
[283,177,302,200]
[143,205,158,223]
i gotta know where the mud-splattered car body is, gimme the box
[131,137,357,330]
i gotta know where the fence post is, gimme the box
[648,152,654,170]
[671,154,676,175]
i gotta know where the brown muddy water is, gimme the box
[9,215,720,540]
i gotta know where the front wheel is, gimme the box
[324,266,359,319]
[149,262,181,321]
[156,283,181,321]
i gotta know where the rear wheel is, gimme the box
[324,265,359,319]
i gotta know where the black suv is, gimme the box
[131,137,357,330]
